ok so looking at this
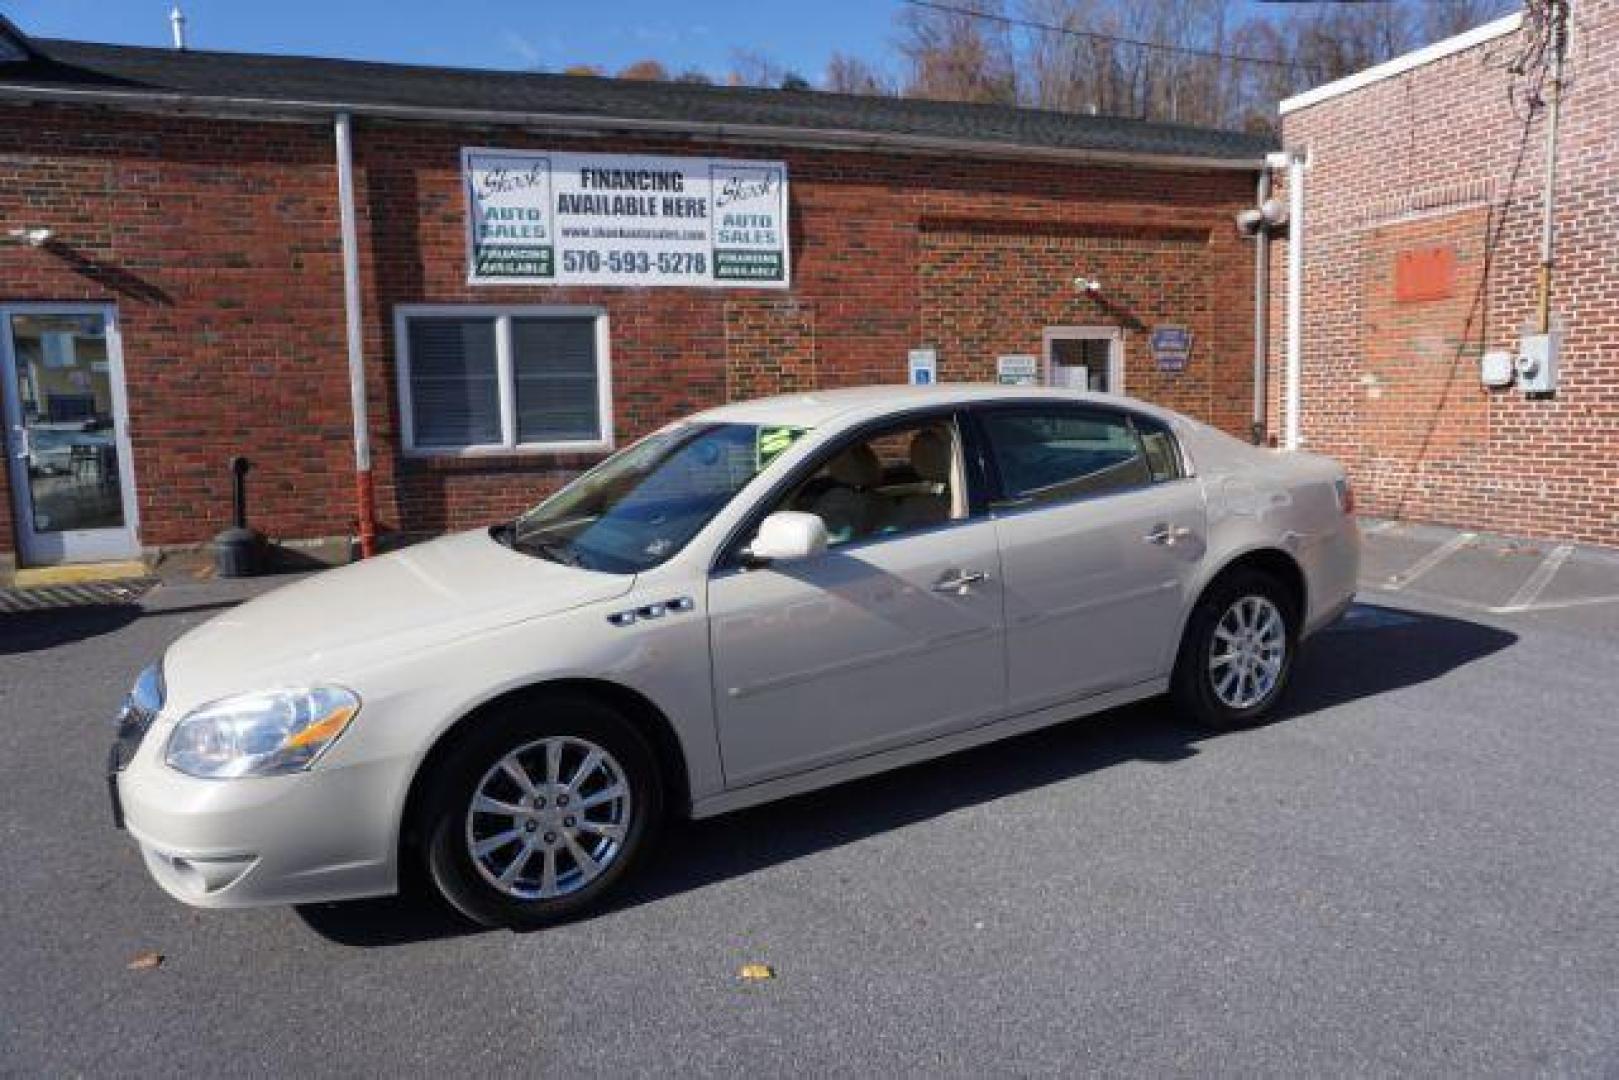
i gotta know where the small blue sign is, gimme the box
[1151,325,1192,372]
[908,348,938,386]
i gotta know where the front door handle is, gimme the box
[932,569,988,593]
[1143,523,1191,547]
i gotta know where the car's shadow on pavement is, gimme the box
[294,602,1516,946]
[1,599,242,654]
[1,606,144,653]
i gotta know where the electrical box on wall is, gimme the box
[1480,351,1515,388]
[1516,332,1560,394]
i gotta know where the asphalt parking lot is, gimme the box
[3,523,1618,1076]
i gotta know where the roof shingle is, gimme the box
[0,36,1275,165]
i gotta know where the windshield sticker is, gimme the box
[755,426,805,471]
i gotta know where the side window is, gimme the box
[773,417,965,547]
[982,408,1152,506]
[1135,417,1184,483]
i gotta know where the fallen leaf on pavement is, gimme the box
[127,950,164,971]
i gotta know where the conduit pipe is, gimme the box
[1251,166,1271,444]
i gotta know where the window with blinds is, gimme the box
[406,318,501,448]
[512,317,601,443]
[397,308,610,454]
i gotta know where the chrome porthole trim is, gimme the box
[1207,594,1287,710]
[606,596,694,626]
[464,735,632,900]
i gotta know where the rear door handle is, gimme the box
[932,569,988,593]
[1144,523,1191,547]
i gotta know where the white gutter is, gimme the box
[1280,11,1523,115]
[333,112,377,557]
[1252,166,1271,443]
[1274,149,1306,451]
[0,83,1267,171]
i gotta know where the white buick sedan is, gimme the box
[111,386,1359,928]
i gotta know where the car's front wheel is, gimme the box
[420,693,663,929]
[1171,569,1298,729]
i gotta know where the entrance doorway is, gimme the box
[1043,326,1122,394]
[2,304,139,565]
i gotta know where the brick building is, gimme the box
[0,18,1270,577]
[1271,2,1619,547]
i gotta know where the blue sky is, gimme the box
[6,0,907,83]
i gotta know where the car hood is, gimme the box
[162,529,633,707]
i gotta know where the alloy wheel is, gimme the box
[1207,594,1287,710]
[464,736,632,900]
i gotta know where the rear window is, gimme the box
[983,409,1151,505]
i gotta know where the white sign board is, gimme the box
[908,348,938,386]
[996,354,1041,386]
[463,148,790,288]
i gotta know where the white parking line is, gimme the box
[1495,592,1619,613]
[1499,544,1575,612]
[1384,531,1475,591]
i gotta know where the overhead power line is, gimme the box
[899,0,1322,74]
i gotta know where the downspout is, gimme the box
[1281,149,1306,451]
[1251,166,1271,444]
[334,112,378,558]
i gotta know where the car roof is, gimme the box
[690,383,1184,429]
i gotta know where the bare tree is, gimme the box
[825,52,896,95]
[896,0,1019,104]
[1226,15,1305,132]
[728,48,786,88]
[1420,0,1519,41]
[566,0,1513,128]
[1021,0,1108,112]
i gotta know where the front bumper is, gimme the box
[109,735,413,908]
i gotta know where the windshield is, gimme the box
[508,422,807,573]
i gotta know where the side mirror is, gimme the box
[744,511,828,565]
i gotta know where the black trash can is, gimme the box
[212,456,265,578]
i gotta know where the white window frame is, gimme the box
[1042,325,1125,396]
[394,304,613,457]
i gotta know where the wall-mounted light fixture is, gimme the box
[6,226,53,247]
[1235,199,1287,237]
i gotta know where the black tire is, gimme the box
[1171,568,1299,730]
[419,692,663,930]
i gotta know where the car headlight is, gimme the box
[128,661,165,717]
[165,686,360,779]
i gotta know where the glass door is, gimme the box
[1,305,139,565]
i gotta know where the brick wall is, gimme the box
[1274,0,1619,546]
[0,103,1258,556]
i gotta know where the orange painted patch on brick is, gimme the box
[1394,246,1457,303]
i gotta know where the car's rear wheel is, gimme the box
[1172,569,1298,730]
[420,693,662,929]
